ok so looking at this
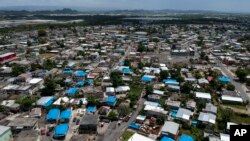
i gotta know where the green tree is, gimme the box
[110,72,123,87]
[181,82,193,94]
[12,64,26,76]
[43,59,56,70]
[38,29,47,37]
[108,111,118,121]
[146,85,153,95]
[200,51,206,60]
[27,40,32,46]
[160,70,169,81]
[221,108,234,122]
[41,78,57,96]
[117,104,130,117]
[124,59,131,67]
[16,97,37,111]
[235,68,248,82]
[226,83,235,91]
[137,43,146,52]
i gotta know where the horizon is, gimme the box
[0,0,250,13]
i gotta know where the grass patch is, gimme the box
[222,104,246,110]
[121,130,134,141]
[231,113,250,124]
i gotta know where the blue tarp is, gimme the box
[179,135,194,141]
[87,106,97,112]
[128,123,140,129]
[171,110,178,117]
[37,96,54,107]
[60,110,72,120]
[218,76,231,83]
[47,108,60,121]
[76,81,85,86]
[44,98,54,107]
[163,79,179,85]
[54,124,69,136]
[87,79,94,84]
[74,71,87,77]
[66,87,78,96]
[141,76,153,82]
[106,96,117,104]
[119,61,125,66]
[161,136,174,141]
[123,68,131,74]
[64,69,73,74]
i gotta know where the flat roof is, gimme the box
[28,78,43,84]
[54,124,69,136]
[128,133,153,141]
[47,108,60,120]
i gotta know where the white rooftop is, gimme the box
[128,133,154,141]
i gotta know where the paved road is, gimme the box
[103,97,145,141]
[216,60,250,102]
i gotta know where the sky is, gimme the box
[0,0,250,13]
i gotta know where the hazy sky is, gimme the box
[1,0,250,13]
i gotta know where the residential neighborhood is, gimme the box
[1,8,250,141]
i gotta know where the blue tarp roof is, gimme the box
[87,106,97,112]
[76,81,85,86]
[87,79,94,84]
[123,68,131,74]
[64,69,73,74]
[141,76,153,82]
[119,61,125,66]
[179,135,194,141]
[218,76,231,83]
[60,110,72,120]
[37,96,54,107]
[161,136,174,141]
[106,96,117,103]
[54,124,69,136]
[47,108,60,120]
[163,79,179,85]
[74,71,87,77]
[128,123,140,129]
[66,87,78,96]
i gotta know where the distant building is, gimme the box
[0,125,12,141]
[79,115,99,134]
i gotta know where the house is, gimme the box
[36,96,54,107]
[160,121,180,139]
[198,112,216,124]
[165,100,181,109]
[115,86,130,94]
[1,100,20,111]
[203,103,217,114]
[144,105,168,117]
[175,108,193,121]
[60,109,72,123]
[30,108,42,118]
[14,130,40,141]
[47,108,60,122]
[79,115,99,134]
[52,124,69,141]
[136,115,147,124]
[0,125,12,141]
[198,78,209,86]
[178,135,194,141]
[105,96,117,106]
[221,95,243,103]
[106,87,115,96]
[195,92,211,101]
[186,100,196,111]
[128,133,154,141]
[7,118,38,132]
[148,94,161,102]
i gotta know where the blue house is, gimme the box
[87,106,97,113]
[141,75,153,82]
[63,69,73,74]
[53,124,69,140]
[66,87,78,96]
[163,79,179,85]
[76,81,85,87]
[179,135,194,141]
[161,136,174,141]
[47,108,60,122]
[123,68,131,74]
[60,110,72,122]
[218,76,231,83]
[36,96,54,107]
[74,71,87,77]
[106,96,117,106]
